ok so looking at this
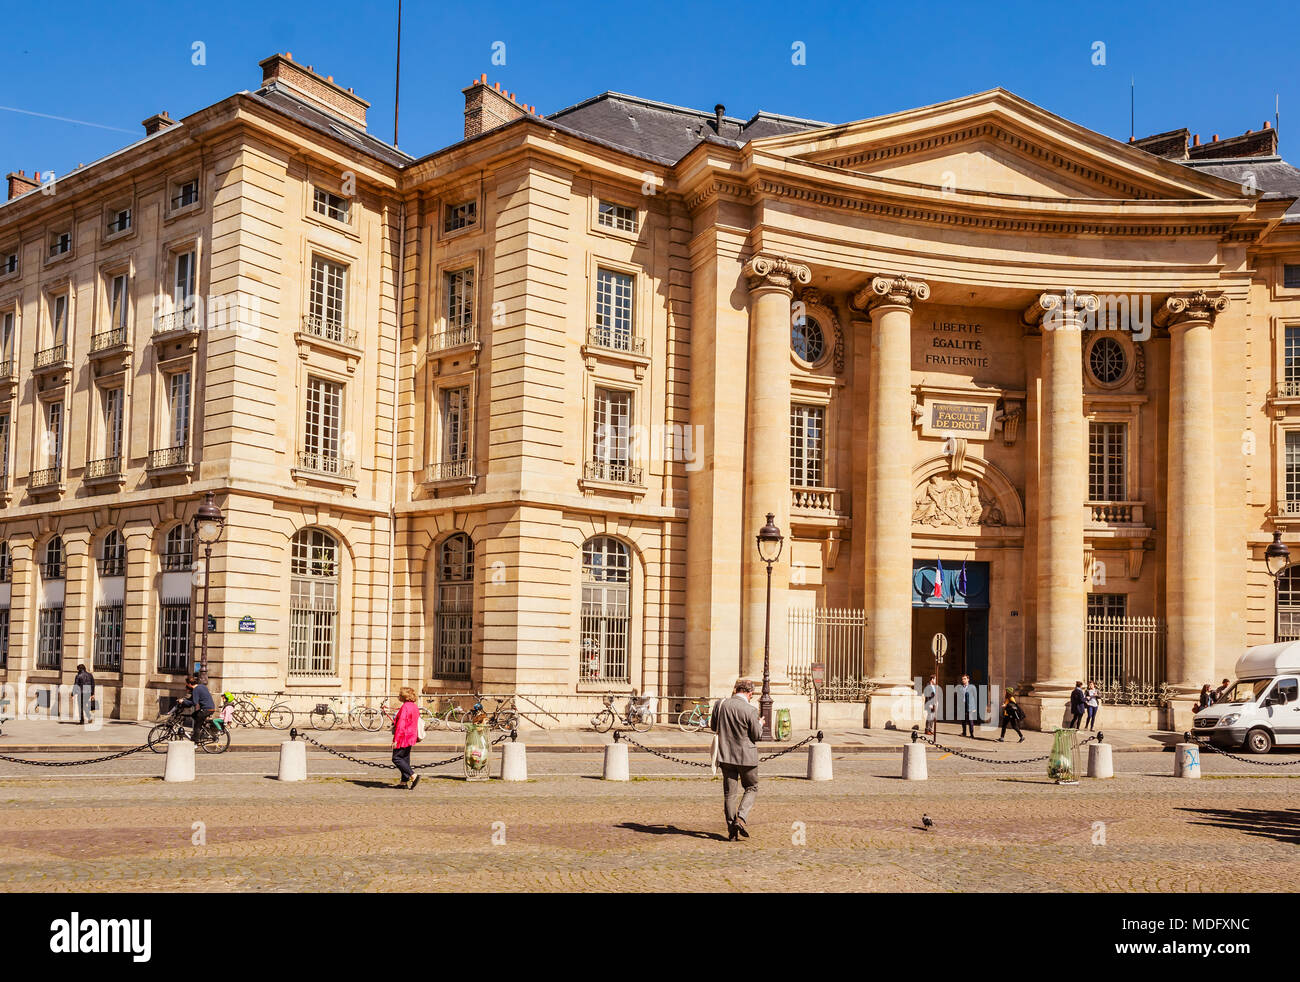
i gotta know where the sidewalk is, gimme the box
[0,716,1180,754]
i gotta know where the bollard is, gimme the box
[164,740,195,783]
[1174,742,1201,779]
[903,742,928,781]
[1086,742,1113,779]
[501,741,527,781]
[806,736,832,781]
[602,741,630,781]
[278,740,307,781]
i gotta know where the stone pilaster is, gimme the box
[1023,292,1096,713]
[740,255,810,686]
[1155,290,1226,716]
[854,274,929,722]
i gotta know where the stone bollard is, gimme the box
[1087,742,1114,779]
[501,740,527,781]
[806,737,833,781]
[164,740,195,782]
[278,740,307,781]
[603,741,629,781]
[903,742,928,781]
[1174,742,1201,779]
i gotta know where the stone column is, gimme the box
[853,274,929,718]
[1023,293,1096,710]
[740,255,810,685]
[1155,291,1225,713]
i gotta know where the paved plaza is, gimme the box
[0,729,1295,892]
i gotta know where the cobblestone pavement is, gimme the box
[0,750,1295,892]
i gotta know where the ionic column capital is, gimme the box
[1154,290,1229,330]
[852,273,931,312]
[1021,291,1099,330]
[743,254,812,293]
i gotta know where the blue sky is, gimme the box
[1,0,1296,177]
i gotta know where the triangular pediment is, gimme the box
[751,89,1249,204]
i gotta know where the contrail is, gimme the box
[0,105,136,134]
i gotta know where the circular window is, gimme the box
[1088,336,1127,385]
[792,315,825,364]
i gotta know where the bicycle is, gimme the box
[677,700,712,733]
[230,692,294,730]
[354,698,436,732]
[591,693,652,733]
[424,695,470,730]
[148,706,230,754]
[476,694,518,732]
[308,696,351,730]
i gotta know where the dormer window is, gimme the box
[171,178,199,210]
[597,200,638,233]
[443,200,477,234]
[48,231,71,258]
[312,187,350,224]
[107,207,131,235]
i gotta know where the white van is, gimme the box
[1191,641,1300,753]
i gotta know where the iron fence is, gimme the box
[1085,614,1166,693]
[787,606,866,700]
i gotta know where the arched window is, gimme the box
[158,524,194,674]
[37,536,66,670]
[1278,566,1300,641]
[791,312,826,365]
[0,542,10,669]
[580,536,631,683]
[95,531,126,671]
[289,528,339,678]
[435,534,474,680]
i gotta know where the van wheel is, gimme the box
[1244,728,1274,754]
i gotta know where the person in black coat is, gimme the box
[1068,681,1086,728]
[998,690,1025,742]
[957,674,980,738]
[73,664,95,724]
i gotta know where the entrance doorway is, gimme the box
[911,560,990,720]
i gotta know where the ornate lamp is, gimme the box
[755,513,784,741]
[192,492,226,678]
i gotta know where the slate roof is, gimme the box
[544,92,829,166]
[1181,156,1300,222]
[249,85,412,168]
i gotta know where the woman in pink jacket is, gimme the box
[391,687,421,789]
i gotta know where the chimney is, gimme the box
[462,75,528,139]
[6,170,38,200]
[1192,133,1200,146]
[714,104,725,133]
[142,111,177,135]
[258,53,369,129]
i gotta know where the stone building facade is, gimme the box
[1,53,1298,727]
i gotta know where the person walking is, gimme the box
[922,674,939,736]
[957,674,979,738]
[1068,681,1086,729]
[710,678,763,842]
[391,686,422,790]
[73,663,95,724]
[1084,680,1100,730]
[998,690,1025,742]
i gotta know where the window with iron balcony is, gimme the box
[588,268,644,355]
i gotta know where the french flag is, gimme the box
[934,558,944,599]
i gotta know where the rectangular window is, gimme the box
[107,208,131,235]
[94,603,124,671]
[289,578,337,677]
[0,412,9,480]
[2,253,15,275]
[1087,594,1128,619]
[168,371,191,448]
[174,251,196,313]
[442,386,470,464]
[312,187,350,224]
[443,200,477,233]
[593,268,634,350]
[1088,421,1127,501]
[110,273,129,334]
[37,607,64,670]
[790,404,825,487]
[172,179,199,210]
[1287,432,1300,511]
[158,602,192,673]
[0,609,9,669]
[45,401,64,471]
[2,310,13,360]
[580,582,630,683]
[1286,264,1300,289]
[103,388,124,460]
[51,293,68,346]
[303,376,343,466]
[597,200,638,233]
[308,256,347,339]
[445,268,475,340]
[590,387,636,483]
[49,231,71,257]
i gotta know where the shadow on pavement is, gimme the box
[1178,806,1300,845]
[617,821,727,841]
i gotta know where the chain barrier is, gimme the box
[912,728,1099,765]
[615,732,820,768]
[296,730,513,771]
[760,734,819,761]
[1187,736,1300,767]
[0,744,154,767]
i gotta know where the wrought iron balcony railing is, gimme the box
[301,314,359,348]
[586,326,646,355]
[29,466,62,490]
[154,308,199,335]
[34,344,68,369]
[0,358,13,381]
[425,458,475,483]
[91,326,129,352]
[296,450,355,480]
[148,444,188,470]
[428,324,477,353]
[85,456,123,481]
[583,459,643,486]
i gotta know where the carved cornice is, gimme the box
[744,254,812,292]
[852,274,931,311]
[1153,290,1229,328]
[684,179,752,213]
[1021,291,1099,330]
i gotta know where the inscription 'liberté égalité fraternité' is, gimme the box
[925,320,990,368]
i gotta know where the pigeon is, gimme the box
[921,813,935,831]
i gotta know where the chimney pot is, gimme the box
[480,73,487,83]
[494,81,500,91]
[1265,120,1272,129]
[714,103,725,131]
[1212,134,1219,142]
[1192,134,1200,146]
[285,51,292,61]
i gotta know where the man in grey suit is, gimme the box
[710,678,764,842]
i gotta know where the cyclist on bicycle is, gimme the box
[177,676,215,742]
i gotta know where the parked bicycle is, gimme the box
[308,695,352,730]
[148,705,229,754]
[677,700,712,733]
[230,692,294,730]
[591,693,652,733]
[354,697,436,732]
[425,695,470,730]
[468,694,519,732]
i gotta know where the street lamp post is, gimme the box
[755,512,784,742]
[192,491,226,679]
[1265,530,1291,642]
